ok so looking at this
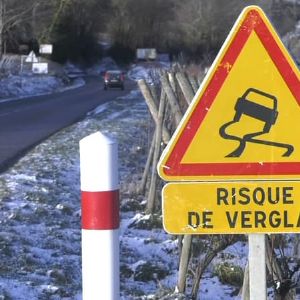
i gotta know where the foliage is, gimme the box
[107,0,174,51]
[1,0,300,63]
[50,0,109,64]
[213,262,244,287]
[189,235,240,299]
[169,0,273,60]
[108,42,135,65]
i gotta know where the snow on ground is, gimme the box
[127,62,167,84]
[0,93,242,299]
[1,60,298,299]
[0,64,85,103]
[86,57,119,76]
[0,61,249,299]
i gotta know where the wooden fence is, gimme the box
[138,65,296,299]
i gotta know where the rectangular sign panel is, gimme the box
[163,181,300,234]
[32,63,48,74]
[39,44,53,54]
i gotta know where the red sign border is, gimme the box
[164,8,300,177]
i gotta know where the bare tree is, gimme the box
[0,0,53,56]
[170,0,272,59]
[108,0,173,50]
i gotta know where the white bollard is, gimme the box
[80,131,120,300]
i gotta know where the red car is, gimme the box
[104,70,125,90]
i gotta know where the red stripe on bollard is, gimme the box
[81,190,119,230]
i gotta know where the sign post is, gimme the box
[249,234,266,300]
[157,5,300,299]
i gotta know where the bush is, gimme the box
[52,29,103,65]
[108,43,135,65]
[133,261,168,282]
[50,4,104,65]
[213,262,244,287]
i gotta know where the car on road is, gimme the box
[103,70,125,90]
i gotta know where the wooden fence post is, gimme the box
[138,79,170,144]
[138,132,156,195]
[168,71,178,96]
[177,235,192,293]
[146,91,166,213]
[161,71,183,125]
[175,72,195,104]
[265,237,295,300]
[241,262,250,300]
[162,70,194,295]
[188,74,199,94]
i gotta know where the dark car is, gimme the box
[104,70,125,90]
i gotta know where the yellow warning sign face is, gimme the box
[157,6,300,181]
[163,182,300,234]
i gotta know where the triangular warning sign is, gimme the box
[25,51,38,63]
[158,6,300,181]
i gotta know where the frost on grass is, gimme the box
[0,87,250,299]
[0,89,161,299]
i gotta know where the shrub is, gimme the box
[213,262,244,287]
[108,43,135,65]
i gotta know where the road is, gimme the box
[0,76,136,172]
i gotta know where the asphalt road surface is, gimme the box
[0,76,136,172]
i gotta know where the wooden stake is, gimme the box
[241,262,250,300]
[177,235,192,293]
[138,131,156,195]
[188,74,199,94]
[265,236,295,300]
[160,71,183,125]
[175,72,195,104]
[146,93,166,213]
[138,79,170,144]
